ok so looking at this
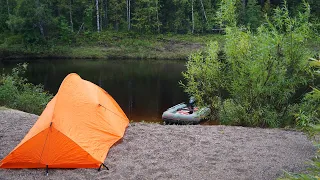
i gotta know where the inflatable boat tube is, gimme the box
[162,103,211,125]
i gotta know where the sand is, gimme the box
[0,109,316,180]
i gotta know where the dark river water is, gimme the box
[0,59,189,123]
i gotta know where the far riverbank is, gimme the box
[0,34,225,60]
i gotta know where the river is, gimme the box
[0,59,189,123]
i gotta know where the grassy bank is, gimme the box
[0,33,225,60]
[0,32,318,60]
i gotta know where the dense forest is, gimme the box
[0,0,319,45]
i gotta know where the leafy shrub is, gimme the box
[278,54,320,180]
[296,86,320,134]
[182,1,314,127]
[0,63,52,115]
[0,76,19,105]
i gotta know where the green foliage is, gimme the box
[244,0,264,30]
[182,1,314,127]
[0,63,52,115]
[132,0,161,33]
[6,14,25,33]
[57,16,73,43]
[262,0,273,16]
[83,4,94,31]
[216,0,237,27]
[180,41,223,115]
[0,0,319,58]
[0,0,319,47]
[160,0,191,33]
[296,87,320,135]
[108,0,126,31]
[278,76,320,180]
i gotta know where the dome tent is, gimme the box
[0,73,129,170]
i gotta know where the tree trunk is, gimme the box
[100,3,103,31]
[69,0,74,32]
[104,0,107,28]
[156,0,160,33]
[95,0,100,32]
[39,23,44,38]
[6,0,10,15]
[36,0,45,37]
[191,0,194,34]
[115,21,119,31]
[199,0,207,23]
[127,0,131,30]
[127,0,128,30]
[129,0,131,30]
[76,22,84,35]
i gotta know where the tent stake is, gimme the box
[102,163,109,170]
[46,165,48,176]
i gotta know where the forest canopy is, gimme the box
[0,0,319,45]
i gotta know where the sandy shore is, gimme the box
[0,109,316,180]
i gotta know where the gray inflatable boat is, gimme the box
[162,103,211,125]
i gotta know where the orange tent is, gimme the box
[0,73,129,169]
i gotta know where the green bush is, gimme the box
[296,87,320,135]
[0,63,52,115]
[0,76,19,105]
[181,1,314,127]
[277,54,320,180]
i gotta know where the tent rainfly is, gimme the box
[0,73,129,170]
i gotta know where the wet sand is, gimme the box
[0,109,316,180]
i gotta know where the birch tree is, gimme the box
[35,0,45,37]
[127,0,131,30]
[191,0,194,33]
[199,0,207,23]
[95,0,100,32]
[156,0,159,33]
[7,0,10,15]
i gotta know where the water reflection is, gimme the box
[0,59,188,122]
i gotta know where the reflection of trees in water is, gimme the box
[99,70,102,87]
[4,59,188,122]
[127,80,133,120]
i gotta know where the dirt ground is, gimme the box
[0,109,316,180]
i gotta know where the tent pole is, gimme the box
[98,164,102,171]
[98,163,109,171]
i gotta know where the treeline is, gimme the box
[0,0,319,44]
